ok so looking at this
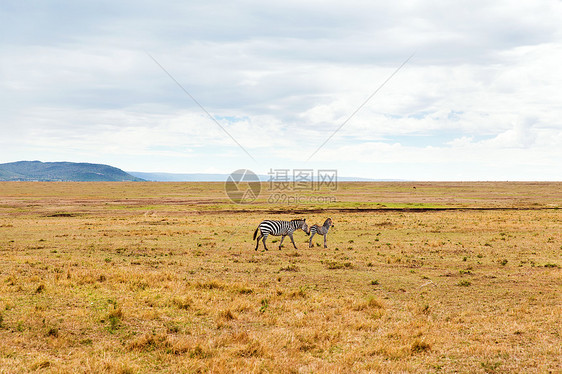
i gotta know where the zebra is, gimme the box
[308,218,334,248]
[253,218,308,251]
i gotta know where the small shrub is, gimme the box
[218,309,236,321]
[279,264,299,272]
[259,299,269,314]
[354,296,385,311]
[108,315,120,332]
[324,260,352,270]
[172,297,192,310]
[190,344,212,359]
[196,280,225,290]
[236,286,254,294]
[129,280,148,290]
[166,324,180,334]
[46,327,59,338]
[105,308,123,333]
[128,333,171,352]
[31,361,51,370]
[367,297,384,309]
[288,287,307,298]
[481,360,501,372]
[235,340,265,358]
[411,339,431,353]
[458,280,471,287]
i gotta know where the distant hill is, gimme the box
[0,161,145,181]
[0,161,398,182]
[128,171,387,182]
[128,172,232,182]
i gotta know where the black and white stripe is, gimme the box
[309,218,334,248]
[253,219,308,251]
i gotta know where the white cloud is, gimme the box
[1,0,561,179]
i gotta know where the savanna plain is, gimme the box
[0,182,560,373]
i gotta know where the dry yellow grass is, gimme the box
[0,182,560,373]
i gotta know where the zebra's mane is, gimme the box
[290,218,305,222]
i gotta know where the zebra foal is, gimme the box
[308,218,334,248]
[253,219,308,251]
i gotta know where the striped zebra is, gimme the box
[253,219,308,251]
[308,218,334,248]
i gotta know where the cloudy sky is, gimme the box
[1,0,561,180]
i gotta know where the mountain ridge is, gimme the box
[128,171,395,182]
[0,161,144,182]
[0,161,400,182]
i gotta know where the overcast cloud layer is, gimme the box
[1,0,561,180]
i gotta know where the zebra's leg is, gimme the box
[255,233,263,251]
[323,234,328,248]
[309,232,316,248]
[289,233,298,249]
[262,233,269,251]
[279,235,286,250]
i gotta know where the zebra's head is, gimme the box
[292,218,309,235]
[302,220,310,235]
[324,218,334,228]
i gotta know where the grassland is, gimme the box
[0,182,560,373]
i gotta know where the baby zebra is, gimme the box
[308,218,334,248]
[253,218,308,251]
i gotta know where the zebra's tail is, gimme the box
[253,227,259,240]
